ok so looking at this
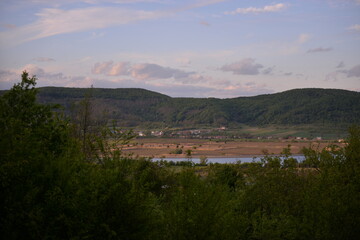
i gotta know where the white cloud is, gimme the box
[0,63,273,98]
[0,65,94,89]
[131,63,193,80]
[199,21,210,27]
[23,64,95,87]
[35,7,160,38]
[224,3,287,15]
[326,64,360,81]
[297,34,311,44]
[1,23,17,29]
[92,61,195,81]
[92,61,114,74]
[0,7,165,46]
[10,0,165,6]
[348,24,360,31]
[0,0,228,46]
[20,64,47,77]
[90,59,272,97]
[0,70,18,84]
[345,64,360,77]
[108,62,131,76]
[220,58,264,75]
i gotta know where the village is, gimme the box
[134,126,344,142]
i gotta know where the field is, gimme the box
[233,124,348,139]
[122,138,341,158]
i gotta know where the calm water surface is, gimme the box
[153,155,305,164]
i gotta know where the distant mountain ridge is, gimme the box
[35,87,360,128]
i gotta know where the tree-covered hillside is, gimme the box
[37,87,171,127]
[31,87,360,128]
[226,88,360,126]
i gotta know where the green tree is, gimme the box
[162,169,235,240]
[0,72,81,239]
[199,155,208,165]
[70,86,110,161]
[305,126,360,239]
[0,72,163,239]
[185,149,192,161]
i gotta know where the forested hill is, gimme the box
[34,87,360,127]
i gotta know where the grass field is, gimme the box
[226,124,348,139]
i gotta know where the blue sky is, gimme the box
[0,0,359,98]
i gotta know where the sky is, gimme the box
[0,0,359,98]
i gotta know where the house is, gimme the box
[151,131,164,137]
[138,131,146,137]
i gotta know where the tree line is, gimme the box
[1,72,359,239]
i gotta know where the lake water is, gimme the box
[152,155,305,164]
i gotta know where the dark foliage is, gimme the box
[1,73,359,239]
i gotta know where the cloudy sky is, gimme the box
[0,0,359,98]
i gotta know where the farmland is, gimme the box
[123,138,342,158]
